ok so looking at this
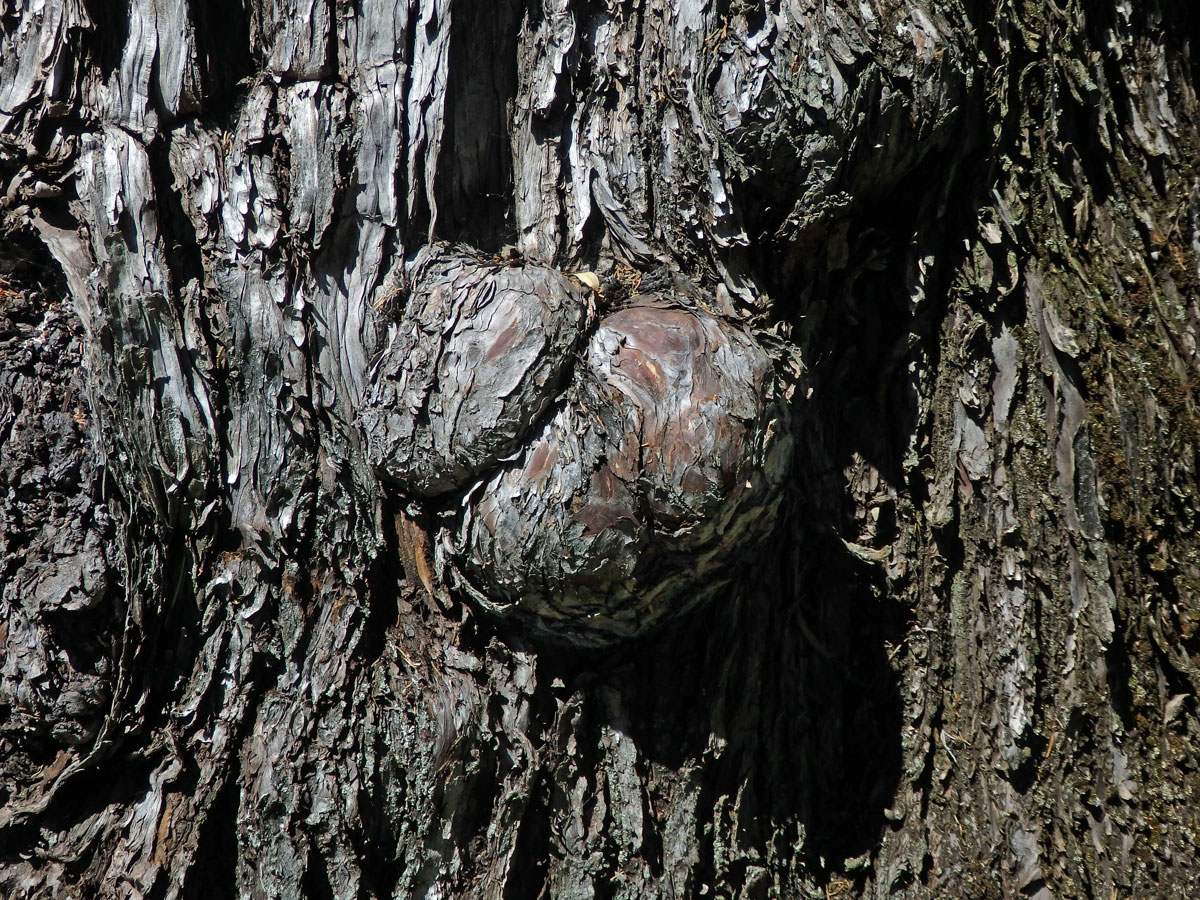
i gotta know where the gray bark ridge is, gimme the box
[362,246,793,645]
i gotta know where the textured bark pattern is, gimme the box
[448,296,791,643]
[0,245,119,767]
[362,244,594,497]
[2,1,1200,900]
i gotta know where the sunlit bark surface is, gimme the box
[2,1,1200,898]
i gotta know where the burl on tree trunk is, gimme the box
[361,244,793,644]
[4,1,1200,900]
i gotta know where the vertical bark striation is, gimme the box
[2,1,1200,900]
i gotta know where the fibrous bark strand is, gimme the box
[2,1,1200,900]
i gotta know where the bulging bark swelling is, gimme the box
[2,2,1200,900]
[448,294,792,644]
[363,243,792,644]
[362,245,594,499]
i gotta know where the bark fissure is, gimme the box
[4,1,1200,898]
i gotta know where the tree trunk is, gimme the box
[2,1,1199,898]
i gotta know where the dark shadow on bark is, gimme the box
[183,771,240,900]
[467,514,908,868]
[77,0,127,81]
[432,0,523,251]
[191,0,252,105]
[793,542,910,866]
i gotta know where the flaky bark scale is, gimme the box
[2,2,1199,900]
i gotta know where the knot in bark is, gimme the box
[362,246,792,645]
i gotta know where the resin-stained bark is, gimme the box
[3,1,1200,900]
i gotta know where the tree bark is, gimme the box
[2,1,1199,898]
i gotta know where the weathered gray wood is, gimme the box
[2,1,1200,899]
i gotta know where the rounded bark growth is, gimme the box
[361,245,593,496]
[449,298,793,645]
[363,253,792,645]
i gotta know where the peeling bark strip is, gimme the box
[6,0,1200,898]
[363,247,792,644]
